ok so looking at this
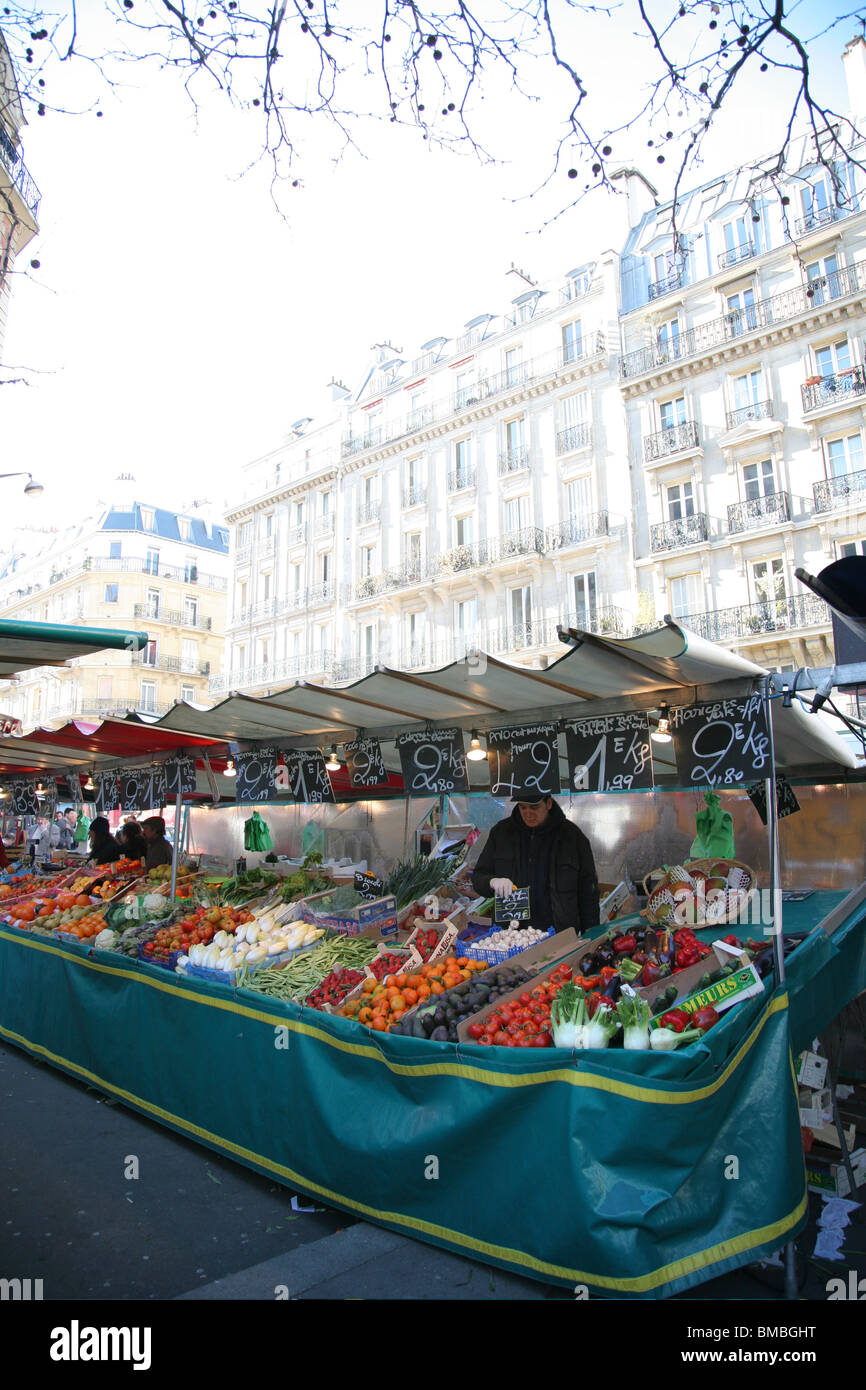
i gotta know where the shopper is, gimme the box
[471,793,600,935]
[55,812,74,851]
[87,816,122,865]
[118,820,148,864]
[141,816,173,870]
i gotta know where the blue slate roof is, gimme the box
[100,504,229,553]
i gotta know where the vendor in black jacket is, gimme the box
[471,793,600,934]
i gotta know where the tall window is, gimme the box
[181,639,197,673]
[733,370,762,410]
[146,588,160,619]
[509,585,532,641]
[320,552,332,585]
[504,417,525,462]
[238,521,252,546]
[139,680,157,714]
[669,574,702,620]
[183,596,198,626]
[801,179,830,229]
[104,584,118,603]
[561,392,588,428]
[652,248,678,282]
[505,495,529,533]
[657,316,681,359]
[565,476,592,521]
[145,547,159,576]
[454,370,476,409]
[180,684,195,702]
[293,500,305,528]
[362,474,377,506]
[361,623,376,661]
[666,481,695,521]
[405,532,422,572]
[260,571,272,602]
[360,544,376,578]
[291,561,303,594]
[726,287,757,336]
[826,434,864,477]
[504,346,523,388]
[321,490,332,517]
[97,676,113,700]
[751,557,786,608]
[236,644,247,671]
[178,518,191,540]
[259,638,270,667]
[455,515,473,547]
[572,572,597,628]
[723,215,750,255]
[140,508,155,530]
[455,597,477,637]
[263,513,274,538]
[454,438,472,486]
[815,339,851,379]
[237,580,248,616]
[318,623,330,659]
[562,319,583,364]
[742,459,776,500]
[407,610,426,654]
[806,254,840,306]
[184,555,198,583]
[659,397,687,431]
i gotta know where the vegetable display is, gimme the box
[239,934,380,1002]
[384,855,458,909]
[305,969,366,1010]
[388,962,534,1041]
[342,956,490,1034]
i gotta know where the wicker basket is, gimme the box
[642,858,757,926]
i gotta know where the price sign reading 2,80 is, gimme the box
[671,693,771,789]
[395,729,469,797]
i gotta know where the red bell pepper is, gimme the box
[658,1009,691,1033]
[692,1005,720,1033]
[613,933,637,954]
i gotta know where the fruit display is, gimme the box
[369,950,416,981]
[240,934,381,1002]
[389,962,536,1041]
[305,969,366,1011]
[339,955,489,1032]
[643,859,755,926]
[147,864,193,883]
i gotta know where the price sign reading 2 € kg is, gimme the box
[234,749,278,805]
[563,713,653,793]
[486,723,560,799]
[395,729,469,796]
[672,693,771,789]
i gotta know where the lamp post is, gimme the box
[0,472,44,496]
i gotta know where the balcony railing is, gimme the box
[727,492,791,533]
[546,513,610,549]
[402,483,427,508]
[285,523,307,547]
[278,590,308,616]
[559,605,626,637]
[813,468,866,512]
[250,599,277,620]
[647,267,684,301]
[447,468,475,492]
[643,421,701,462]
[342,428,383,459]
[650,513,710,552]
[0,129,41,216]
[260,534,275,557]
[498,447,531,476]
[426,540,490,579]
[718,242,755,270]
[235,544,251,565]
[315,514,335,537]
[801,367,866,413]
[133,604,213,630]
[357,501,381,525]
[680,594,829,643]
[725,399,774,429]
[793,205,840,236]
[556,422,592,454]
[491,526,545,563]
[79,698,176,718]
[86,556,227,589]
[620,258,866,380]
[307,581,334,606]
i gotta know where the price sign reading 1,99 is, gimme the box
[563,712,653,794]
[395,728,469,797]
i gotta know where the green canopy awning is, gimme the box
[0,619,148,680]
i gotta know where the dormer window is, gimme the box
[178,517,191,540]
[140,507,154,530]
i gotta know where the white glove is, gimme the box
[490,877,516,896]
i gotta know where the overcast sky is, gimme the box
[1,0,853,536]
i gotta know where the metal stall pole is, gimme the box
[169,788,183,902]
[762,677,798,1301]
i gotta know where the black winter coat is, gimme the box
[471,801,600,935]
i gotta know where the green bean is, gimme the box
[239,932,379,1001]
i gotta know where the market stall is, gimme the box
[1,622,864,1298]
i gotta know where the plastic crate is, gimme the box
[137,944,184,971]
[460,926,555,966]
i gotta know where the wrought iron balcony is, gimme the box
[402,483,427,508]
[235,544,251,565]
[650,513,710,552]
[725,399,774,429]
[490,526,545,563]
[556,422,592,454]
[285,523,307,547]
[427,539,491,579]
[813,468,866,512]
[727,492,791,533]
[446,467,475,492]
[546,513,610,549]
[717,242,755,270]
[0,128,41,216]
[342,428,383,459]
[315,514,335,537]
[647,267,684,301]
[306,581,334,606]
[453,388,483,411]
[260,534,275,557]
[250,599,277,620]
[277,590,307,617]
[407,406,433,430]
[497,447,530,476]
[559,605,626,637]
[680,594,829,644]
[793,205,840,237]
[133,604,213,630]
[357,500,381,526]
[643,421,700,462]
[620,259,866,380]
[329,656,377,682]
[801,367,866,413]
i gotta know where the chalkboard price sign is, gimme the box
[396,728,469,796]
[120,769,152,813]
[150,765,166,809]
[282,750,336,804]
[10,778,40,816]
[746,776,801,825]
[672,693,771,789]
[563,712,653,793]
[164,755,196,797]
[494,887,531,923]
[94,771,119,815]
[66,772,84,806]
[344,738,387,789]
[234,749,277,805]
[354,871,386,900]
[487,723,560,799]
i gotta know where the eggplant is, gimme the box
[580,952,600,974]
[430,1026,449,1042]
[602,974,622,1003]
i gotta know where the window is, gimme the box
[454,371,476,409]
[362,474,377,505]
[659,397,687,430]
[733,370,762,411]
[104,584,118,603]
[455,597,477,636]
[800,179,830,229]
[455,516,473,547]
[562,319,583,364]
[826,434,864,477]
[405,532,423,572]
[572,571,598,628]
[291,561,303,594]
[406,456,422,491]
[293,500,305,528]
[237,580,248,615]
[742,459,776,501]
[561,391,588,428]
[505,495,529,533]
[140,508,154,530]
[236,644,247,671]
[666,481,695,521]
[180,684,196,702]
[564,268,592,300]
[181,640,197,672]
[509,585,532,641]
[109,541,121,559]
[669,574,703,621]
[264,513,274,538]
[565,476,592,520]
[840,539,866,557]
[238,521,252,547]
[722,215,751,255]
[360,544,376,578]
[726,287,757,335]
[184,556,198,583]
[361,623,376,661]
[320,552,332,584]
[317,623,330,658]
[290,630,302,658]
[139,680,157,714]
[97,676,113,700]
[259,638,270,667]
[814,338,851,379]
[504,416,525,460]
[454,438,472,485]
[145,548,159,576]
[504,346,523,388]
[146,588,160,618]
[657,317,681,360]
[321,490,332,517]
[407,610,426,655]
[178,518,191,541]
[408,390,428,426]
[261,571,272,602]
[652,248,678,282]
[806,254,840,306]
[183,596,198,626]
[751,557,786,607]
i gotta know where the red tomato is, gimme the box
[467,1022,484,1039]
[492,1030,509,1047]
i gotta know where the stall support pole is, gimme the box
[763,679,798,1302]
[169,790,183,901]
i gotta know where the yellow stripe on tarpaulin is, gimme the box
[0,1017,807,1292]
[0,925,788,1103]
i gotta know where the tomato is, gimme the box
[479,1034,492,1045]
[506,1023,520,1036]
[518,993,532,1006]
[492,1030,509,1047]
[516,1037,532,1047]
[532,1034,551,1047]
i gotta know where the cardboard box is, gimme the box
[300,889,399,939]
[805,1147,866,1197]
[797,1049,829,1090]
[599,882,634,923]
[809,1121,856,1153]
[636,939,753,1010]
[799,1087,833,1128]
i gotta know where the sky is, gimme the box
[0,0,857,537]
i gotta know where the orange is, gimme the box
[362,978,377,995]
[371,1017,387,1032]
[430,982,444,995]
[394,974,408,989]
[416,983,431,999]
[74,895,91,907]
[402,988,418,1007]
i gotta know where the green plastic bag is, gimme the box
[690,791,735,860]
[244,811,273,853]
[73,812,90,845]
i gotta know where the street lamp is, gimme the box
[0,472,44,496]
